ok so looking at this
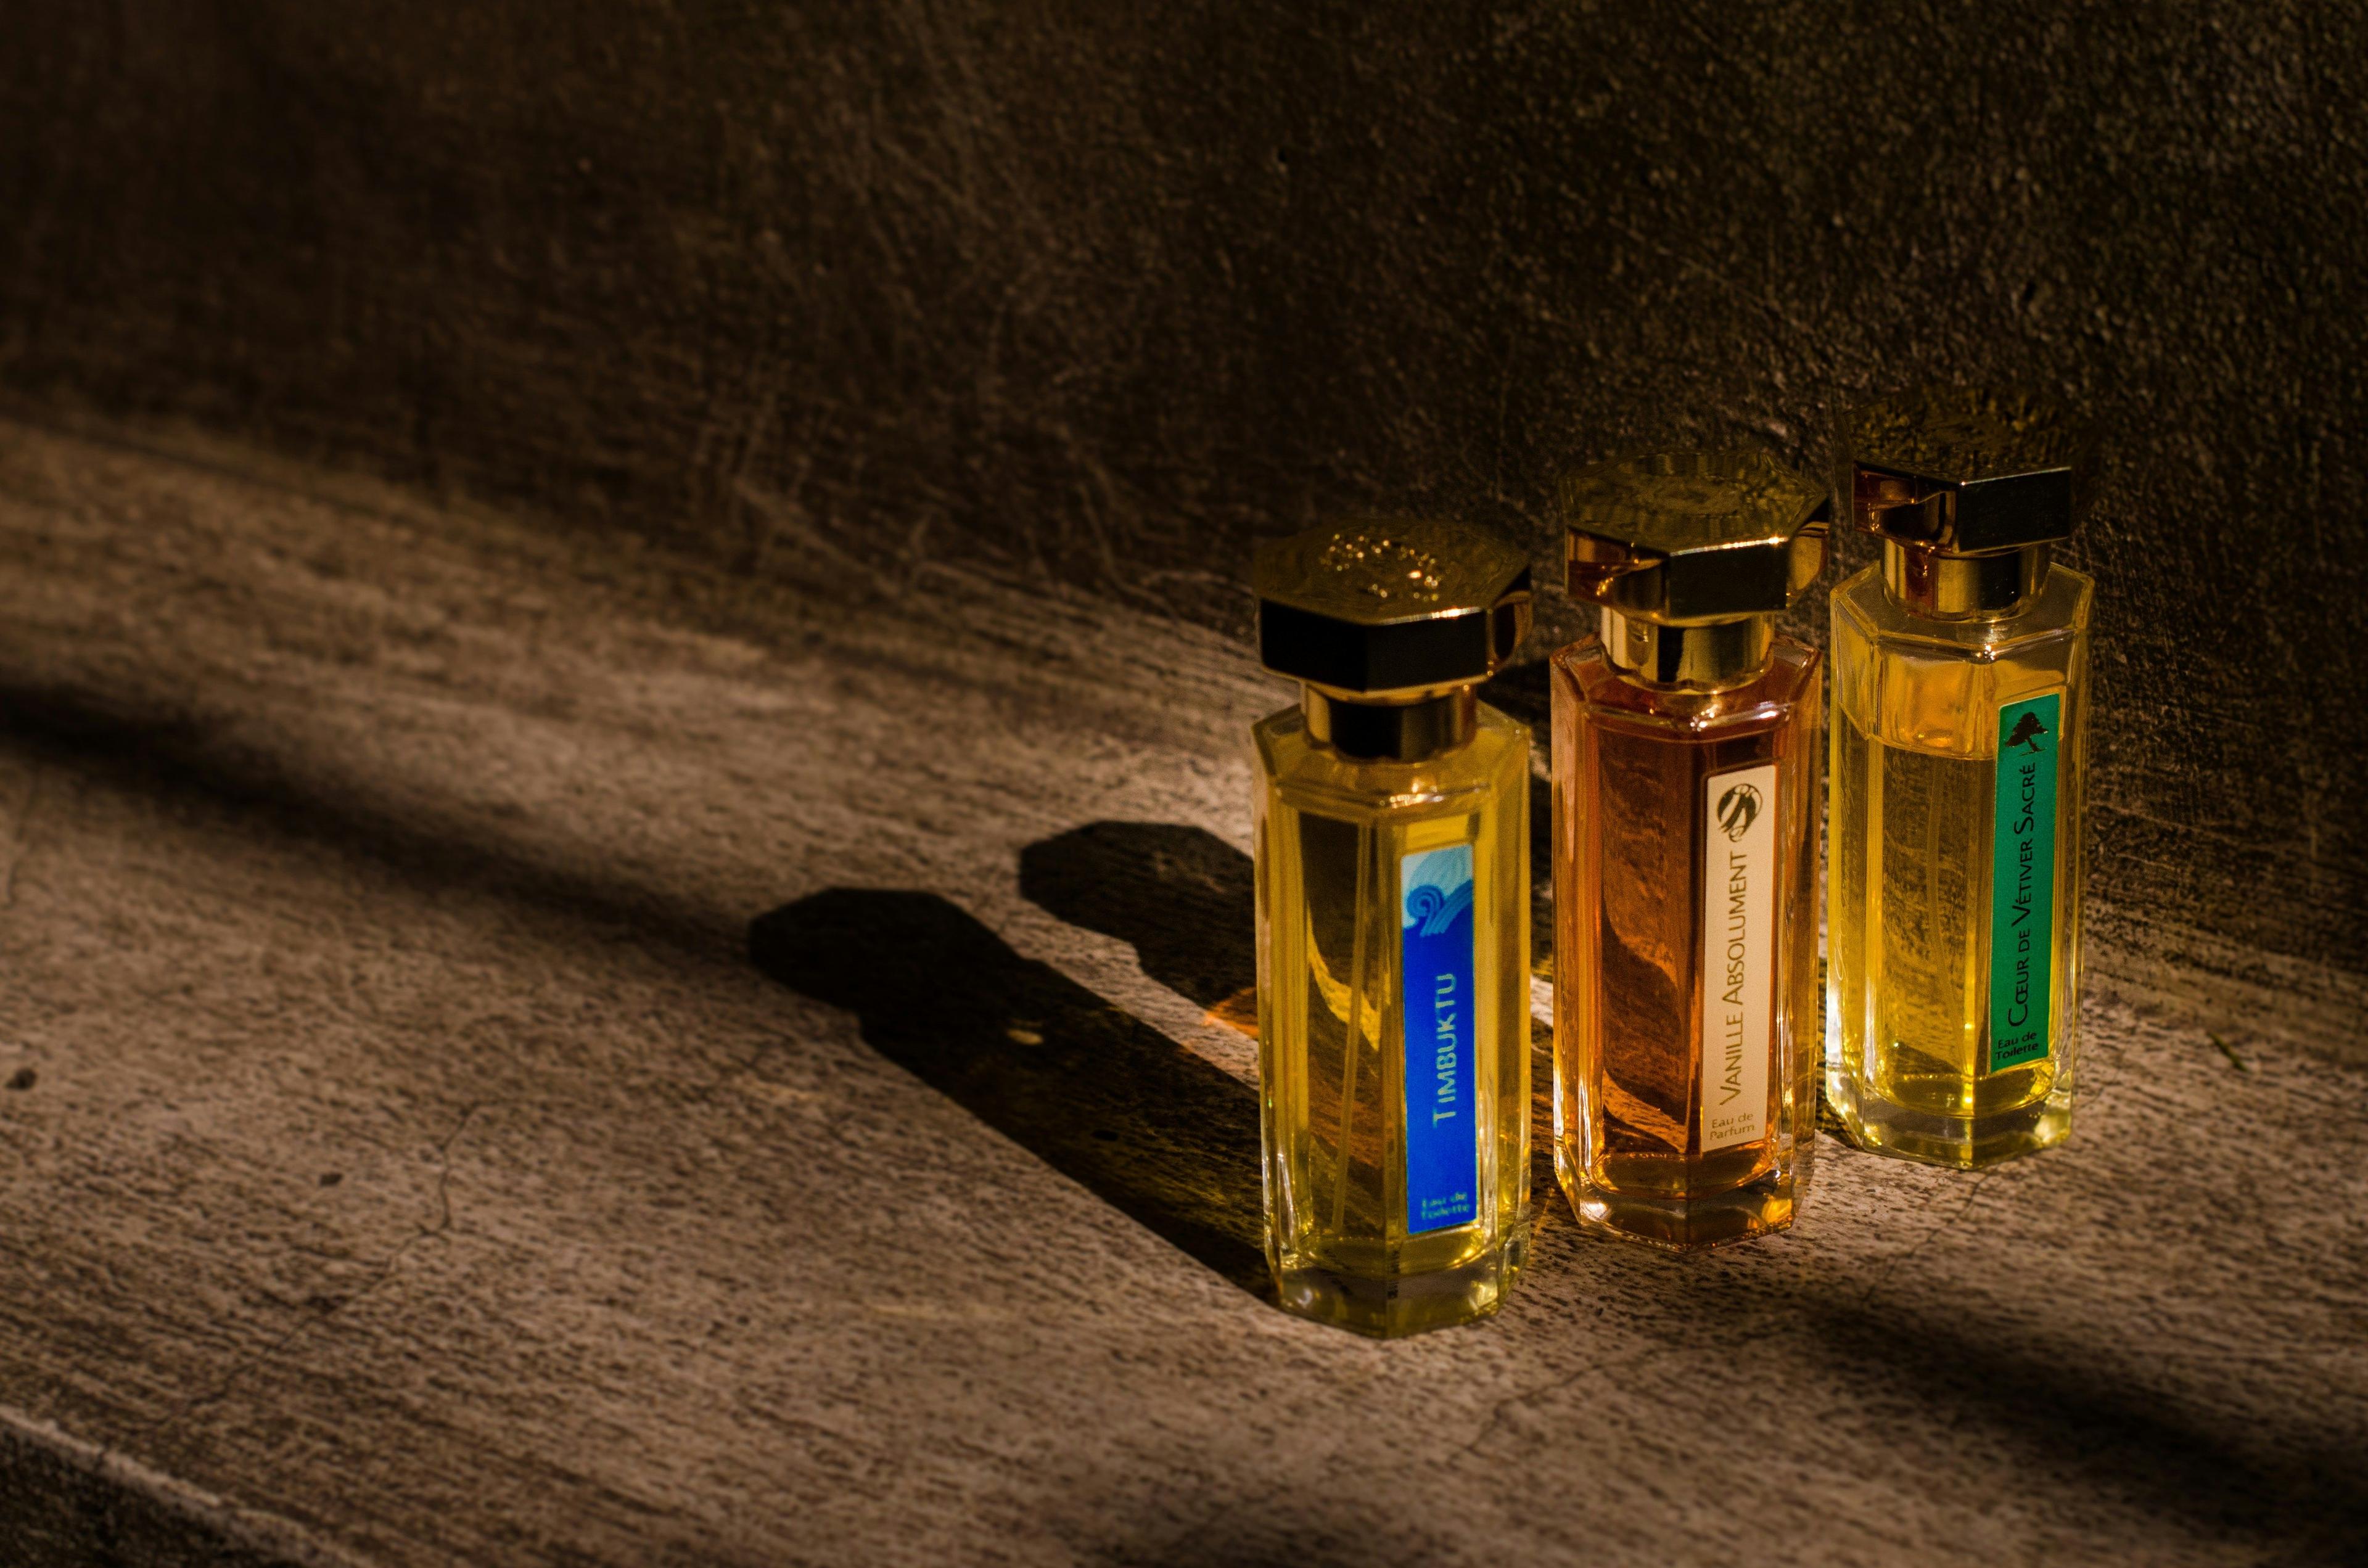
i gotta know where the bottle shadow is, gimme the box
[1019,821,1256,1013]
[1021,795,1555,997]
[1026,818,1560,1194]
[754,827,2366,1556]
[747,888,1270,1299]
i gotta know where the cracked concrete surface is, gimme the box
[4,9,2363,1556]
[143,1101,486,1450]
[0,421,2361,1566]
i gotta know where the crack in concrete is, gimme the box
[1456,1361,1593,1462]
[142,1101,485,1442]
[1858,1168,2002,1311]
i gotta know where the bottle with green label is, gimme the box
[1251,519,1532,1336]
[1827,388,2094,1168]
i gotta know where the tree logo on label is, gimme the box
[2005,711,2050,753]
[1716,782,1761,842]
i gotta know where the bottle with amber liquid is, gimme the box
[1550,452,1827,1250]
[1827,389,2094,1168]
[1251,520,1532,1336]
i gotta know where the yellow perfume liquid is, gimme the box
[1253,703,1529,1336]
[1827,561,2091,1166]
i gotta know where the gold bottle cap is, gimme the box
[1558,449,1829,625]
[1253,519,1532,699]
[1841,387,2093,555]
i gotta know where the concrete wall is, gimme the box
[3,1,2362,989]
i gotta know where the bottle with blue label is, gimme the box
[1550,452,1828,1251]
[1828,389,2094,1168]
[1250,519,1532,1336]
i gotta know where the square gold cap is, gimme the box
[1254,519,1532,697]
[1558,449,1828,625]
[1843,387,2094,555]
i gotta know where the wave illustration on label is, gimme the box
[1699,763,1777,1154]
[1986,692,2061,1073]
[1400,842,1478,1234]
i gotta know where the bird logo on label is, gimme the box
[1717,782,1761,842]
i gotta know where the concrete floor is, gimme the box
[0,419,2362,1567]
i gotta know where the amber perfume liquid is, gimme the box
[1252,704,1529,1336]
[1550,639,1822,1250]
[1828,563,2092,1167]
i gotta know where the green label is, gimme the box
[1986,692,2060,1073]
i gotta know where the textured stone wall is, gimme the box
[2,1,2362,983]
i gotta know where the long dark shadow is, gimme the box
[1019,816,1570,1199]
[748,889,1268,1298]
[0,678,734,960]
[1804,1295,2368,1559]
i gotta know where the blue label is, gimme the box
[1400,843,1479,1234]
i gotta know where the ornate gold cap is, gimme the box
[1253,520,1532,699]
[1842,387,2092,554]
[1558,449,1829,625]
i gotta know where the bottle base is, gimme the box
[1827,1070,2071,1170]
[1268,1232,1524,1339]
[1554,1143,1794,1252]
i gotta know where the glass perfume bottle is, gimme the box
[1251,520,1532,1336]
[1549,451,1827,1251]
[1827,388,2094,1169]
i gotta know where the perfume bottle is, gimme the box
[1251,519,1532,1336]
[1827,388,2094,1168]
[1549,452,1827,1251]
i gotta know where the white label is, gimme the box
[1698,762,1778,1154]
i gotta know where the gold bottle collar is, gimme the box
[1304,686,1478,762]
[1600,609,1773,690]
[1880,541,2052,618]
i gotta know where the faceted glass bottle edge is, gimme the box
[1823,562,2091,1170]
[1251,704,1531,1336]
[1548,639,1824,1253]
